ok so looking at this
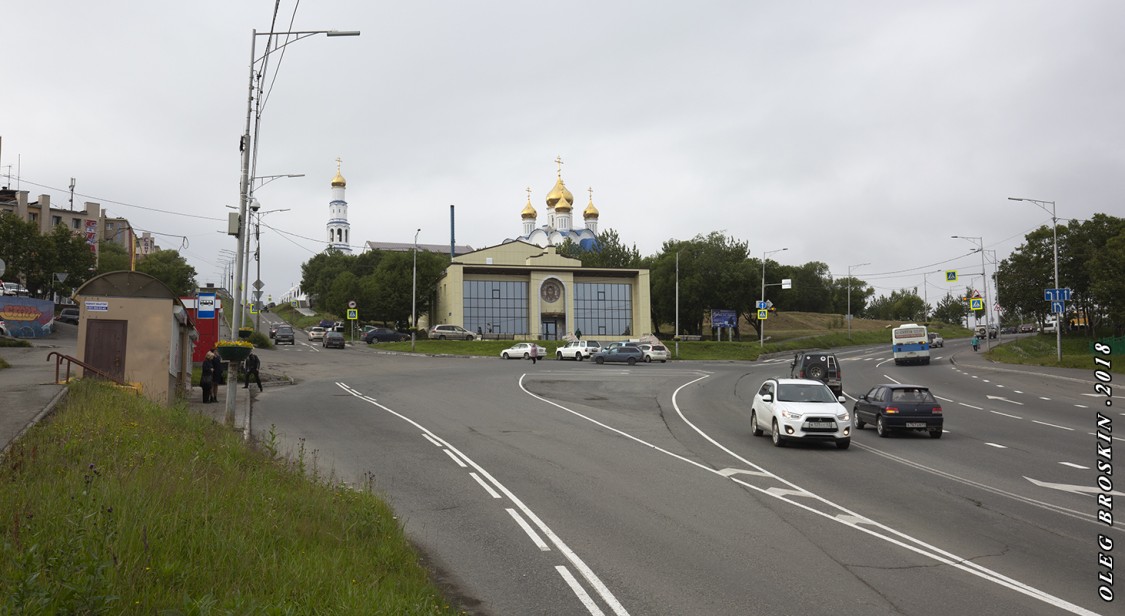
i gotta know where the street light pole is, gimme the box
[674,251,679,358]
[252,206,290,332]
[847,262,870,339]
[952,235,992,351]
[411,228,420,352]
[1009,197,1061,362]
[227,27,359,427]
[921,268,940,322]
[760,247,787,347]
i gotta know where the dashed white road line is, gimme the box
[557,566,606,616]
[1059,462,1089,470]
[471,472,502,498]
[990,411,1022,419]
[443,448,468,467]
[508,508,551,551]
[1033,420,1075,431]
[959,402,984,410]
[985,443,1008,449]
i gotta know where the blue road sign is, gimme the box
[945,270,958,282]
[197,293,216,319]
[1051,300,1065,314]
[756,301,769,310]
[1045,288,1073,302]
[970,298,984,311]
[711,309,737,328]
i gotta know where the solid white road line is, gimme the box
[443,448,468,467]
[471,472,502,498]
[985,443,1008,448]
[507,508,551,551]
[557,566,606,616]
[1059,462,1089,470]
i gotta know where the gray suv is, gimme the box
[428,324,474,340]
[790,352,842,397]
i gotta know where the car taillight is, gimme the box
[885,407,899,414]
[933,406,942,414]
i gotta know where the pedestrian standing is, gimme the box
[971,335,980,352]
[530,342,539,365]
[243,350,263,391]
[210,347,224,402]
[575,328,582,340]
[200,351,214,402]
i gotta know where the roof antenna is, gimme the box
[69,177,76,210]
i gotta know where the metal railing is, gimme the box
[46,351,134,389]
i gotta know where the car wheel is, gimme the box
[523,353,529,359]
[876,416,889,438]
[557,352,563,360]
[771,420,786,447]
[627,357,636,366]
[806,364,826,379]
[929,429,943,439]
[438,335,446,340]
[502,352,510,359]
[595,357,604,364]
[836,438,851,450]
[644,356,652,363]
[854,412,866,429]
[577,354,584,361]
[750,411,763,436]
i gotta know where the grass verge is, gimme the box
[985,334,1125,373]
[0,380,459,614]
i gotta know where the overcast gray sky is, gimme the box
[4,1,1122,306]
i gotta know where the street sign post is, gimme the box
[757,309,768,320]
[197,293,217,319]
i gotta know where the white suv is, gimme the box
[428,324,474,340]
[556,340,601,361]
[750,378,852,450]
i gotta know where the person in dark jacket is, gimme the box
[210,347,224,402]
[200,351,215,402]
[243,350,262,391]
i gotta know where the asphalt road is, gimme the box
[249,324,1118,615]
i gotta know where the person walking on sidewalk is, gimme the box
[209,347,224,402]
[243,350,263,391]
[200,351,215,402]
[530,343,539,365]
[971,335,980,352]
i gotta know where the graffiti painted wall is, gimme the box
[0,297,55,338]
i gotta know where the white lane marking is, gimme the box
[959,403,984,410]
[557,566,606,616]
[507,508,551,551]
[982,379,991,383]
[1081,393,1125,400]
[338,382,629,616]
[876,358,894,367]
[1088,432,1125,443]
[1014,390,1023,394]
[882,374,902,384]
[986,395,1023,406]
[422,433,443,447]
[1074,404,1088,409]
[985,443,1008,448]
[471,472,502,498]
[718,468,772,478]
[990,411,1022,419]
[995,384,1004,388]
[1040,396,1051,401]
[1059,462,1089,470]
[1027,477,1125,497]
[971,376,979,379]
[1032,420,1075,431]
[934,395,954,402]
[443,448,468,467]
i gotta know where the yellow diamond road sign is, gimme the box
[757,309,769,320]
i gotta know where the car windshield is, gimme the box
[777,383,837,403]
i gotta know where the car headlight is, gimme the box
[780,407,802,419]
[836,410,850,421]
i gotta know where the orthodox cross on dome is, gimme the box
[554,155,564,177]
[526,186,532,200]
[588,186,593,200]
[336,156,342,172]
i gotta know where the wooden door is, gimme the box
[85,319,128,381]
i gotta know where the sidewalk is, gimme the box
[946,342,1091,384]
[0,339,69,455]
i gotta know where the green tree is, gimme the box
[830,276,874,317]
[135,249,198,296]
[0,213,45,294]
[772,261,833,313]
[300,250,355,309]
[866,289,927,321]
[997,227,1055,330]
[43,224,96,298]
[1091,228,1125,334]
[96,240,131,275]
[649,232,755,336]
[556,229,643,268]
[930,292,966,326]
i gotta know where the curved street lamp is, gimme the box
[846,262,870,339]
[760,247,787,347]
[1008,197,1061,362]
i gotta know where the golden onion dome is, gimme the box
[331,158,346,187]
[545,177,573,210]
[521,196,537,219]
[584,196,599,218]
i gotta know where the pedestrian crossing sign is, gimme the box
[945,270,958,282]
[970,298,983,310]
[346,308,358,320]
[757,309,769,320]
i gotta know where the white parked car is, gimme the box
[307,326,327,341]
[638,343,669,363]
[555,339,601,361]
[750,378,852,450]
[500,342,548,360]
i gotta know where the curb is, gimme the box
[1,385,68,458]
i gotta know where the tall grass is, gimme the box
[986,334,1125,372]
[0,380,458,614]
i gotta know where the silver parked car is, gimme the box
[500,342,548,360]
[638,343,669,363]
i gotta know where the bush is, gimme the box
[249,331,272,349]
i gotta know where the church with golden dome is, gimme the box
[327,158,352,254]
[507,157,600,249]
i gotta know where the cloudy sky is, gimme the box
[4,1,1122,306]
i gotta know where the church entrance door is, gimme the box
[540,318,563,340]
